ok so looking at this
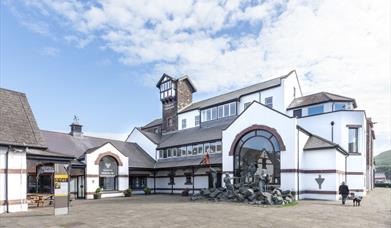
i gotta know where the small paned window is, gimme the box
[293,109,302,118]
[265,97,273,108]
[195,115,200,126]
[185,174,192,185]
[348,127,359,153]
[230,102,236,116]
[182,119,187,129]
[308,105,324,116]
[244,102,251,109]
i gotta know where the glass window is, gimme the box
[224,104,230,117]
[185,174,192,185]
[180,146,187,156]
[159,150,163,158]
[204,143,210,154]
[99,156,118,191]
[265,97,273,108]
[187,145,193,155]
[167,148,172,157]
[195,115,200,126]
[244,102,251,109]
[215,141,222,153]
[218,105,224,118]
[207,109,211,121]
[209,142,216,153]
[201,110,207,122]
[230,102,236,116]
[192,145,198,155]
[334,103,346,111]
[348,128,359,153]
[197,144,204,154]
[172,148,177,157]
[182,119,187,129]
[163,150,167,158]
[293,109,302,118]
[176,147,181,157]
[211,107,217,120]
[308,105,324,116]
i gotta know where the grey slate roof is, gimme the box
[41,130,156,169]
[155,153,222,168]
[287,92,356,110]
[298,126,348,155]
[157,117,235,149]
[139,129,161,144]
[179,72,293,113]
[0,88,47,148]
[141,118,162,129]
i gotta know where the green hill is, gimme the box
[375,150,391,167]
[375,150,391,179]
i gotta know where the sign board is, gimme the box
[99,157,118,177]
[54,164,69,216]
[39,166,55,174]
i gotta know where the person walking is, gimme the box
[339,181,350,205]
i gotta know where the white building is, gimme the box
[0,70,375,213]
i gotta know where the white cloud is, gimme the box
[6,0,391,152]
[40,46,59,56]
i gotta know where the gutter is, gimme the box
[5,146,10,213]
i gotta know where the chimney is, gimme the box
[70,115,83,137]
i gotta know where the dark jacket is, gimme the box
[339,184,349,195]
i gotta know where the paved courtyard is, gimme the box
[1,188,390,228]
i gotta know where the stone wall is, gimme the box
[177,80,193,111]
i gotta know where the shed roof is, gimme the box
[0,88,47,148]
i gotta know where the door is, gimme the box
[77,176,85,199]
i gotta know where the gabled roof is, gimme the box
[179,71,295,113]
[287,92,356,110]
[41,130,156,169]
[141,118,162,129]
[156,73,197,93]
[157,117,235,149]
[297,125,348,155]
[0,88,47,148]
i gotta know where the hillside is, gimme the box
[375,150,391,179]
[375,150,391,167]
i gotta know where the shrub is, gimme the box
[124,188,132,197]
[95,187,102,193]
[94,187,102,199]
[144,187,151,195]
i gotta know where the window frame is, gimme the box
[348,127,359,153]
[308,105,324,116]
[265,96,273,108]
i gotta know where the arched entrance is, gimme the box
[99,156,119,191]
[231,125,285,187]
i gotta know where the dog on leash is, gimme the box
[352,196,363,206]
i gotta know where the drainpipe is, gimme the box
[297,130,300,199]
[5,146,11,213]
[330,121,335,142]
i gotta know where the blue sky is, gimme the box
[0,0,390,153]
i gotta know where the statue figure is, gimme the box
[210,167,217,189]
[259,170,267,192]
[248,161,258,181]
[224,173,234,192]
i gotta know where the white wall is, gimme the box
[0,146,28,213]
[85,143,129,199]
[239,92,260,113]
[259,86,285,113]
[282,72,302,112]
[178,110,199,130]
[126,128,157,160]
[222,102,297,192]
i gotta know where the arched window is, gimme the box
[99,156,118,191]
[233,129,281,185]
